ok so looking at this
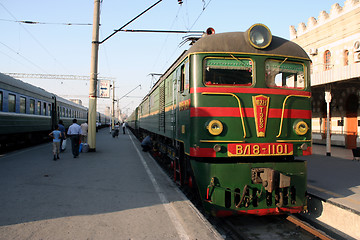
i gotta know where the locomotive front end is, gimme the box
[188,24,311,216]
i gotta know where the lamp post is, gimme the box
[325,91,332,156]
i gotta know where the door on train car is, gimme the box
[176,60,190,143]
[51,96,57,130]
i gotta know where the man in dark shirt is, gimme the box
[141,136,152,152]
[58,120,66,151]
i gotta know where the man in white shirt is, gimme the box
[80,121,88,143]
[67,119,82,158]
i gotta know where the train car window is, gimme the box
[48,103,51,116]
[30,99,35,114]
[184,61,189,90]
[180,64,185,92]
[37,101,41,115]
[0,91,3,111]
[265,60,305,89]
[204,58,253,86]
[20,97,26,114]
[8,94,16,112]
[43,102,46,115]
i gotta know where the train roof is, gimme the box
[55,95,88,110]
[170,31,311,81]
[142,27,311,103]
[187,32,310,60]
[0,72,54,98]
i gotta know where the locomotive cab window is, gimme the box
[204,58,253,86]
[265,60,305,89]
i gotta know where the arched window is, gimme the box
[344,50,349,66]
[324,50,331,70]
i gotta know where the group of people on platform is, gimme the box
[49,119,152,159]
[112,122,126,137]
[49,119,88,160]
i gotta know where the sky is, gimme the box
[0,0,343,116]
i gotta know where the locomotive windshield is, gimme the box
[265,59,305,89]
[204,58,253,86]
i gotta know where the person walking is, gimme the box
[122,122,126,134]
[58,120,66,151]
[67,119,82,158]
[49,124,62,161]
[80,121,88,143]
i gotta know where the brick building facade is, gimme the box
[290,0,360,148]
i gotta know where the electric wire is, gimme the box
[0,3,71,73]
[188,0,213,30]
[0,18,92,25]
[0,41,48,73]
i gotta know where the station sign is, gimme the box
[98,80,111,98]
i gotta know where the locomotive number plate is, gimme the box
[227,143,293,157]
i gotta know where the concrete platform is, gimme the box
[301,144,360,239]
[0,129,222,240]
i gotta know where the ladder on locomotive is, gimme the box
[159,85,165,132]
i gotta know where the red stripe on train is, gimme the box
[190,107,311,119]
[191,87,311,97]
[190,147,216,157]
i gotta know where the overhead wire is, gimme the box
[189,0,213,30]
[160,0,213,72]
[0,3,76,74]
[0,18,92,25]
[0,41,49,73]
[152,4,182,71]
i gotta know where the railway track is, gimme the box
[147,147,342,240]
[212,214,336,240]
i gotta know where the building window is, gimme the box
[30,99,35,114]
[344,50,349,66]
[20,97,26,113]
[324,50,331,70]
[8,94,16,112]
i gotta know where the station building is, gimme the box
[290,0,360,148]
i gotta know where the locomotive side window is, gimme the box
[20,97,26,114]
[30,99,35,114]
[180,65,185,92]
[8,94,16,112]
[204,58,253,86]
[265,60,305,89]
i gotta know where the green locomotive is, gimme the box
[128,24,311,216]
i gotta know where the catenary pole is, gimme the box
[88,0,100,152]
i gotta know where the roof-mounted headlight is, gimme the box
[247,24,272,49]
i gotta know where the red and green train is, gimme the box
[128,24,311,217]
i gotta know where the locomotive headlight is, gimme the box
[207,120,223,135]
[213,144,222,152]
[294,121,309,136]
[247,24,272,49]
